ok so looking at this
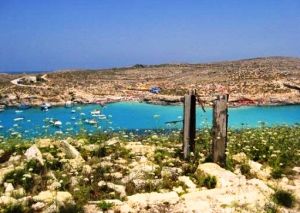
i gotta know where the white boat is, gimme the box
[71,109,76,113]
[54,120,62,127]
[65,101,73,108]
[85,119,97,125]
[14,117,24,121]
[49,119,62,127]
[91,110,101,115]
[41,103,52,111]
[0,125,3,129]
[98,114,107,120]
[15,110,23,113]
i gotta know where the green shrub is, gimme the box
[26,159,45,174]
[271,167,283,179]
[272,190,295,208]
[97,201,114,211]
[2,203,25,213]
[4,169,34,192]
[203,175,217,189]
[240,163,251,178]
[59,203,84,213]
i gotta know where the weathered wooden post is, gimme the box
[212,94,229,167]
[183,89,196,159]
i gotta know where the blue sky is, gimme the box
[0,0,299,72]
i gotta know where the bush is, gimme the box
[240,163,252,178]
[272,190,295,208]
[59,203,84,213]
[97,201,114,211]
[3,203,25,213]
[203,175,217,189]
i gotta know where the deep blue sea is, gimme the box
[0,102,299,139]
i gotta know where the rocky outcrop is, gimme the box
[24,144,44,165]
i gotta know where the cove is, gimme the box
[0,102,299,139]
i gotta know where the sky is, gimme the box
[0,0,299,72]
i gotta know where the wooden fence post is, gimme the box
[183,90,196,159]
[212,94,229,167]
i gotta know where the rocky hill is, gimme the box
[0,56,299,106]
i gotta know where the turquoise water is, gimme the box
[0,102,299,138]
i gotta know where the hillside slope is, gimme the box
[0,57,299,106]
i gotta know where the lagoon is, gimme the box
[0,102,299,139]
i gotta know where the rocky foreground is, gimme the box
[0,135,299,213]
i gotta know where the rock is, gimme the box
[56,191,74,206]
[70,176,79,188]
[178,176,197,190]
[8,155,22,164]
[60,140,83,159]
[173,186,185,195]
[232,152,248,163]
[98,181,127,198]
[64,157,85,170]
[172,179,273,213]
[0,166,15,184]
[82,165,92,175]
[83,204,100,213]
[292,167,300,174]
[125,142,155,157]
[82,144,100,152]
[0,195,17,206]
[106,137,120,146]
[248,160,271,180]
[196,163,244,188]
[43,203,57,213]
[161,167,183,178]
[33,191,74,207]
[47,181,61,191]
[109,172,123,179]
[31,202,46,211]
[36,139,52,148]
[24,144,44,165]
[33,191,54,204]
[11,188,26,199]
[127,191,179,208]
[4,183,14,195]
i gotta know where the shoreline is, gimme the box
[1,96,300,109]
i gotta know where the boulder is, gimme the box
[127,191,179,208]
[196,163,245,188]
[33,191,74,207]
[31,202,46,211]
[248,160,271,180]
[24,145,44,165]
[98,182,127,198]
[4,183,14,195]
[60,140,83,159]
[178,176,197,190]
[105,137,120,146]
[33,191,54,204]
[172,179,273,212]
[161,167,183,178]
[36,139,52,148]
[0,195,17,206]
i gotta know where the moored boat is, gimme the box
[65,101,73,108]
[91,109,101,115]
[41,103,52,111]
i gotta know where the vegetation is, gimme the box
[272,189,295,208]
[0,125,299,211]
